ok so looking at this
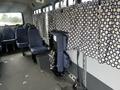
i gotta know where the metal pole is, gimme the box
[77,50,80,82]
[66,0,69,6]
[83,53,87,88]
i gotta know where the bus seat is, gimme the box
[2,25,16,52]
[0,32,3,51]
[15,25,29,56]
[2,26,15,42]
[28,25,49,63]
[16,25,28,48]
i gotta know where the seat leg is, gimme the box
[6,44,8,53]
[32,54,37,64]
[22,52,25,56]
[21,49,26,56]
[13,43,15,51]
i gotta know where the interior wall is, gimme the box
[67,50,120,90]
[87,56,120,90]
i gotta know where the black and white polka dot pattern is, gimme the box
[48,7,80,50]
[99,0,120,68]
[65,6,80,49]
[33,13,45,36]
[34,0,120,69]
[39,13,46,36]
[48,11,55,31]
[77,3,99,59]
[33,14,39,28]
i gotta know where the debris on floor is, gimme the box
[40,70,44,73]
[0,83,3,86]
[0,53,74,90]
[1,59,8,64]
[22,81,27,85]
[25,74,29,78]
[4,61,8,64]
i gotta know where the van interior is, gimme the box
[0,0,120,90]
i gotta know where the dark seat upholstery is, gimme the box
[0,33,2,62]
[31,46,48,55]
[0,32,3,51]
[49,30,70,74]
[15,25,28,49]
[2,26,15,43]
[28,25,49,63]
[2,25,16,52]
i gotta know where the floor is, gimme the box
[0,52,73,90]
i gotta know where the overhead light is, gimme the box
[35,0,44,3]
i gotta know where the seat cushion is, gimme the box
[17,42,28,48]
[31,46,49,55]
[2,39,16,44]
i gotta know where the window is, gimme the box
[43,8,46,12]
[73,0,76,4]
[38,9,41,13]
[61,0,67,8]
[49,5,53,11]
[68,0,75,6]
[34,11,36,14]
[46,7,49,12]
[36,10,39,14]
[0,13,23,26]
[55,2,59,9]
[82,0,92,2]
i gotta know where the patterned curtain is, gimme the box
[35,0,120,69]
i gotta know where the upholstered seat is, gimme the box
[15,25,29,49]
[28,25,49,63]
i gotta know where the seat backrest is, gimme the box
[28,25,43,48]
[3,26,15,40]
[24,23,31,30]
[0,32,3,44]
[16,25,28,43]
